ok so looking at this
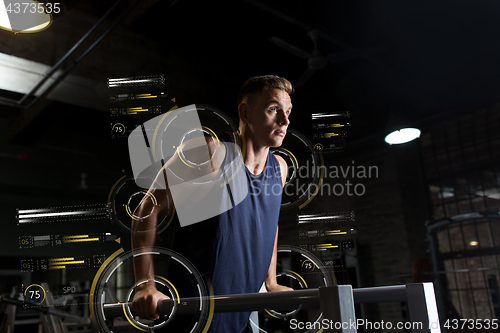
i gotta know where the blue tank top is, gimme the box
[209,132,283,332]
[170,132,283,332]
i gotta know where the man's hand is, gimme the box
[132,282,170,320]
[265,281,294,293]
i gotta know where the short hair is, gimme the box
[237,75,294,106]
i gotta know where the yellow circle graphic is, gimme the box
[24,283,46,304]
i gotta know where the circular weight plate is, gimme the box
[271,128,324,210]
[91,247,209,333]
[249,245,335,333]
[108,175,175,234]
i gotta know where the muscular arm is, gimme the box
[265,155,293,292]
[265,226,293,292]
[131,171,173,320]
[131,136,224,319]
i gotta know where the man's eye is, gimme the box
[270,106,278,112]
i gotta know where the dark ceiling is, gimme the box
[4,0,500,150]
[124,0,500,137]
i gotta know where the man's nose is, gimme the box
[279,112,290,126]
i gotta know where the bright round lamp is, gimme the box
[385,128,421,145]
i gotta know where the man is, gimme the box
[131,75,294,332]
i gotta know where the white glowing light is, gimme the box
[0,0,11,30]
[0,52,62,95]
[0,52,102,110]
[0,0,52,33]
[385,128,421,145]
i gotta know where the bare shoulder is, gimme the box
[274,154,286,166]
[179,135,226,166]
[205,135,227,166]
[273,154,288,186]
[159,135,227,184]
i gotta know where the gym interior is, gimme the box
[0,1,499,332]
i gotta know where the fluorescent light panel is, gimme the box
[0,52,62,95]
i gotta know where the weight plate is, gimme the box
[91,247,209,333]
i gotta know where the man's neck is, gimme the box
[236,131,269,175]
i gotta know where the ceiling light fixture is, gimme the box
[384,113,421,145]
[0,0,53,34]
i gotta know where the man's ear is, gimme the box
[238,103,250,124]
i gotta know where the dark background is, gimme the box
[1,0,500,329]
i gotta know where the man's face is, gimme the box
[245,88,292,148]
